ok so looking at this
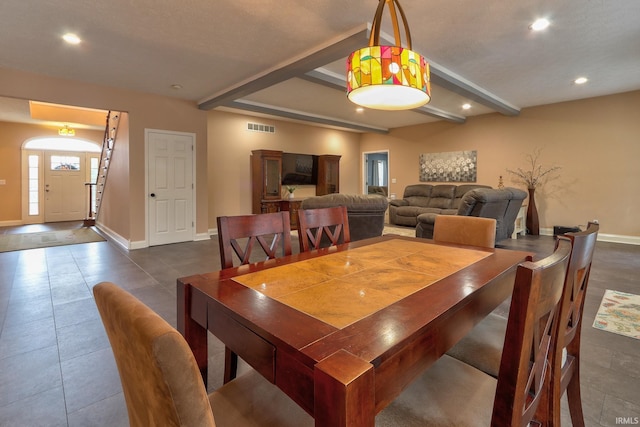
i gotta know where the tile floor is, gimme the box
[0,222,638,426]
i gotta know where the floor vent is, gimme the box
[247,122,275,133]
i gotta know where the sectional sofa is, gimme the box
[389,184,527,242]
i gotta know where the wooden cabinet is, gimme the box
[279,199,303,229]
[316,155,341,196]
[251,150,282,214]
[251,151,340,218]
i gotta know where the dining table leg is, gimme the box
[177,280,209,386]
[314,350,375,427]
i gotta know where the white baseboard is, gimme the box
[95,222,132,251]
[539,228,639,245]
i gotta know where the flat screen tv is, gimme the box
[281,153,318,185]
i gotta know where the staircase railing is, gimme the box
[84,111,120,226]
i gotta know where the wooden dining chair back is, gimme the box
[492,237,571,426]
[433,215,497,248]
[550,221,599,427]
[375,238,572,427]
[217,211,292,383]
[297,206,351,251]
[94,282,313,427]
[217,211,292,269]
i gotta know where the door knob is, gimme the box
[150,193,156,197]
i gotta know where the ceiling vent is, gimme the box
[247,122,275,133]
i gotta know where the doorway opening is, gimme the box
[363,151,389,197]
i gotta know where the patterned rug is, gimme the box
[383,225,416,238]
[593,290,640,340]
[0,228,106,252]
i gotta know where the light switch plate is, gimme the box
[0,179,6,185]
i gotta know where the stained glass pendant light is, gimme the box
[347,0,430,110]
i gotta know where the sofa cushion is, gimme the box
[427,185,456,209]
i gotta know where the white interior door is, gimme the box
[44,151,86,222]
[147,130,194,246]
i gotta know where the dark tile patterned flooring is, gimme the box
[0,222,638,426]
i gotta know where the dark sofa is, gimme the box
[389,184,491,227]
[415,187,528,241]
[300,193,388,242]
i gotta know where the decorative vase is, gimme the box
[288,192,295,199]
[526,187,540,235]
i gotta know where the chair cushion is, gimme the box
[210,370,313,427]
[375,355,495,426]
[445,312,507,378]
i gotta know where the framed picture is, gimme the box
[419,150,477,182]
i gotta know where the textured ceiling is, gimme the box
[1,0,639,132]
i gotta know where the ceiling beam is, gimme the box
[227,100,389,134]
[198,25,369,110]
[427,62,520,116]
[302,68,466,123]
[375,33,521,116]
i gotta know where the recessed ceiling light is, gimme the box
[529,18,550,31]
[62,33,81,45]
[170,84,183,90]
[462,103,471,110]
[574,77,588,85]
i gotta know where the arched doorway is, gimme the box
[22,137,100,224]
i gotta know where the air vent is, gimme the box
[247,122,275,133]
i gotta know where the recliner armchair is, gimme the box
[416,187,527,242]
[300,193,388,242]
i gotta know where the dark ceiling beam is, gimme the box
[302,68,466,123]
[376,33,521,116]
[429,64,521,116]
[198,25,369,110]
[226,100,389,134]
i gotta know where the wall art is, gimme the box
[419,150,477,182]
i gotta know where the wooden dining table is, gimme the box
[177,235,532,427]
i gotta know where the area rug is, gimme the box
[0,228,106,252]
[592,290,640,339]
[383,225,416,238]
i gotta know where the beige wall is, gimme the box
[2,66,638,242]
[207,110,361,227]
[98,113,131,238]
[361,90,640,239]
[0,67,209,244]
[0,121,103,222]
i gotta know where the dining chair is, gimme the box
[217,211,292,269]
[550,221,599,427]
[93,281,313,427]
[433,215,497,248]
[297,205,351,251]
[216,211,292,383]
[375,238,571,427]
[446,221,599,426]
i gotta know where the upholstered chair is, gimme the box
[433,215,497,248]
[93,281,313,427]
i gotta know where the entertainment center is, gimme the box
[250,150,341,225]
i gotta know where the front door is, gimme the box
[44,151,86,222]
[147,130,194,246]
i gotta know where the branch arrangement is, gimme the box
[506,148,561,189]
